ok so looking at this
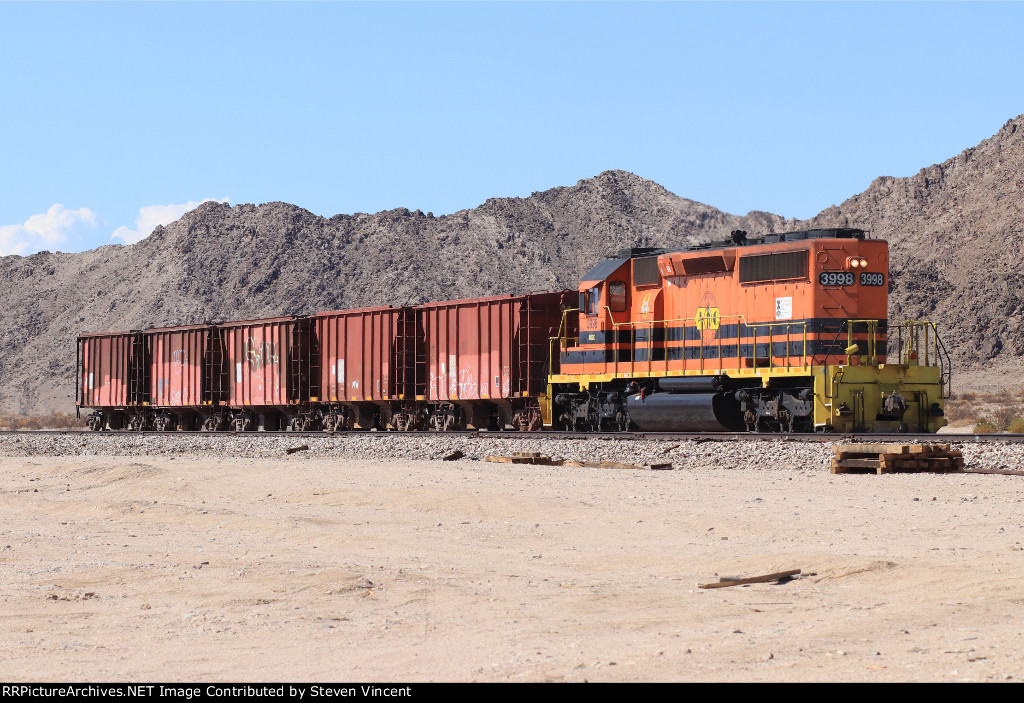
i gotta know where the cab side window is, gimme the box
[608,281,627,312]
[580,287,599,315]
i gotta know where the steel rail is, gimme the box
[4,430,1024,443]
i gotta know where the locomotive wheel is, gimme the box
[778,409,793,434]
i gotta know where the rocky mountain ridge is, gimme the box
[2,115,1022,413]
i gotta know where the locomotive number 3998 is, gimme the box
[818,271,885,287]
[818,271,854,286]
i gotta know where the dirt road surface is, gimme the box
[2,452,1022,682]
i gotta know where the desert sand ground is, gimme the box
[2,448,1023,682]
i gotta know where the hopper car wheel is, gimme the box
[202,415,225,432]
[395,412,422,432]
[154,413,176,432]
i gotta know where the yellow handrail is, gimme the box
[899,321,944,367]
[554,309,815,374]
[844,319,880,365]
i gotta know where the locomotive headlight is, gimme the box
[847,257,860,269]
[857,257,868,267]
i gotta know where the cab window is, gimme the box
[609,281,627,312]
[580,287,599,315]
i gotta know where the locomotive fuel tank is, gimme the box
[626,391,746,432]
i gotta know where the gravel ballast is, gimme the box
[0,433,1019,472]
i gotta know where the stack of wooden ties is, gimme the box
[831,443,964,474]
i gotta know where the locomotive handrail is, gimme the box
[740,320,811,371]
[847,319,879,363]
[592,312,811,375]
[554,308,946,381]
[822,319,885,366]
[894,321,951,398]
[549,308,581,379]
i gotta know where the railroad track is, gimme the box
[5,430,1024,443]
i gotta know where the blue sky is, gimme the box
[1,1,1021,255]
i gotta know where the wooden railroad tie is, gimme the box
[484,452,559,466]
[483,453,672,470]
[831,443,963,475]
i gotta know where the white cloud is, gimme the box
[0,204,99,256]
[111,197,230,245]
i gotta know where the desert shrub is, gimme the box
[39,412,87,429]
[0,413,86,430]
[981,389,1013,403]
[1007,417,1024,434]
[993,404,1021,431]
[959,391,977,402]
[943,403,978,423]
[974,418,999,433]
[19,416,42,430]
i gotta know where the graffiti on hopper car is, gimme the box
[245,337,280,373]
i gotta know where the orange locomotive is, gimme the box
[545,228,950,433]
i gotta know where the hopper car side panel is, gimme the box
[222,318,294,407]
[78,333,133,409]
[147,325,209,407]
[315,306,415,403]
[419,292,569,403]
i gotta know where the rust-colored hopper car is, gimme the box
[77,228,949,433]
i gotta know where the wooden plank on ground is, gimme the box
[963,467,1024,476]
[910,443,951,454]
[484,455,561,466]
[562,460,673,471]
[600,460,673,471]
[699,569,802,590]
[835,458,882,469]
[834,444,913,456]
